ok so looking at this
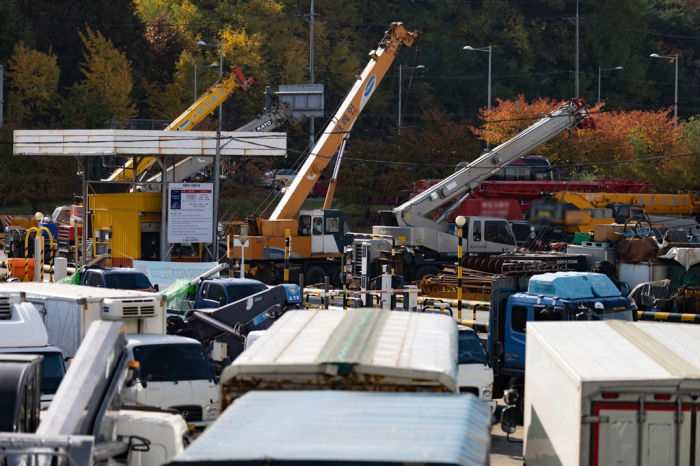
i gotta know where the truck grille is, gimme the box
[171,405,202,422]
[0,297,11,320]
[459,387,479,396]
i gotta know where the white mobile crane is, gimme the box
[137,102,307,192]
[357,99,595,282]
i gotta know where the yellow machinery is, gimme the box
[91,67,258,266]
[230,23,422,285]
[547,192,700,233]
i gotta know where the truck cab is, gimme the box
[457,326,496,414]
[0,294,66,409]
[193,278,268,309]
[80,267,158,292]
[125,334,220,432]
[486,271,638,421]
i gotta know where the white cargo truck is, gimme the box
[220,308,459,407]
[509,320,700,466]
[0,282,220,430]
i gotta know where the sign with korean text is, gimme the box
[168,182,213,243]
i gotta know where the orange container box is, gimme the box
[9,258,35,281]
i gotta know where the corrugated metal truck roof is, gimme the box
[220,309,458,403]
[168,390,491,466]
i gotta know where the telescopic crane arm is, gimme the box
[384,99,594,232]
[269,22,422,220]
[105,67,259,183]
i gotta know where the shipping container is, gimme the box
[521,321,700,466]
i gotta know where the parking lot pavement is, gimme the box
[491,426,524,465]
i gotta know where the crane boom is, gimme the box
[382,99,594,233]
[138,103,306,191]
[269,22,421,220]
[105,67,259,183]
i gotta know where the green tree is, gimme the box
[57,83,111,129]
[0,0,35,65]
[6,42,60,123]
[79,27,137,120]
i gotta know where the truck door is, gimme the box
[484,220,517,254]
[592,401,692,466]
[469,220,485,256]
[503,304,528,368]
[311,215,324,254]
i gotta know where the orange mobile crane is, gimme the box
[230,23,421,286]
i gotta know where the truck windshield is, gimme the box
[105,273,153,290]
[133,344,215,382]
[458,330,488,365]
[590,309,635,322]
[40,352,66,394]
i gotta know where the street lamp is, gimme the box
[455,216,466,320]
[194,62,218,101]
[650,53,679,127]
[197,39,224,257]
[463,45,492,112]
[398,64,425,134]
[597,66,623,104]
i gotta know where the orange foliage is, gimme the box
[472,96,690,192]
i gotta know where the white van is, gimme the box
[125,334,220,431]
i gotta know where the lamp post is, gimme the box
[194,62,218,101]
[650,53,679,128]
[597,66,623,104]
[197,40,224,257]
[455,216,466,320]
[398,64,425,134]
[463,46,492,112]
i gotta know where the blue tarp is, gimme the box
[528,272,621,299]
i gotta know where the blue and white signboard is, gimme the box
[168,182,213,243]
[133,260,221,288]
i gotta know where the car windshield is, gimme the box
[40,352,66,394]
[104,273,153,290]
[133,344,214,382]
[458,330,488,365]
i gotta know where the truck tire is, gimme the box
[328,266,342,288]
[414,265,441,281]
[305,266,326,286]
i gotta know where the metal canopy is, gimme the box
[13,130,286,157]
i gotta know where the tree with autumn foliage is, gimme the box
[5,42,60,124]
[471,95,690,193]
[79,27,137,120]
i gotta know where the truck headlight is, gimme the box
[206,404,219,418]
[481,383,493,399]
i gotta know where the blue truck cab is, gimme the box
[487,272,637,410]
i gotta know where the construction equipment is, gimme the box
[228,22,421,286]
[546,191,700,233]
[357,99,595,282]
[106,67,259,183]
[137,102,306,192]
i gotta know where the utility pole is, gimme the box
[309,0,315,148]
[575,0,579,99]
[0,65,3,128]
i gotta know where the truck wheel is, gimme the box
[414,265,441,281]
[305,266,326,286]
[329,266,342,288]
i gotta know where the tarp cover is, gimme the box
[161,279,193,314]
[628,279,678,312]
[527,272,621,299]
[617,236,660,263]
[57,266,83,284]
[660,247,700,271]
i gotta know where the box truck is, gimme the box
[220,308,459,407]
[506,320,700,465]
[0,282,220,430]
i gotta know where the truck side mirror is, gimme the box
[500,406,517,434]
[153,284,159,292]
[141,373,152,389]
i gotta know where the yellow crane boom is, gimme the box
[105,67,259,182]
